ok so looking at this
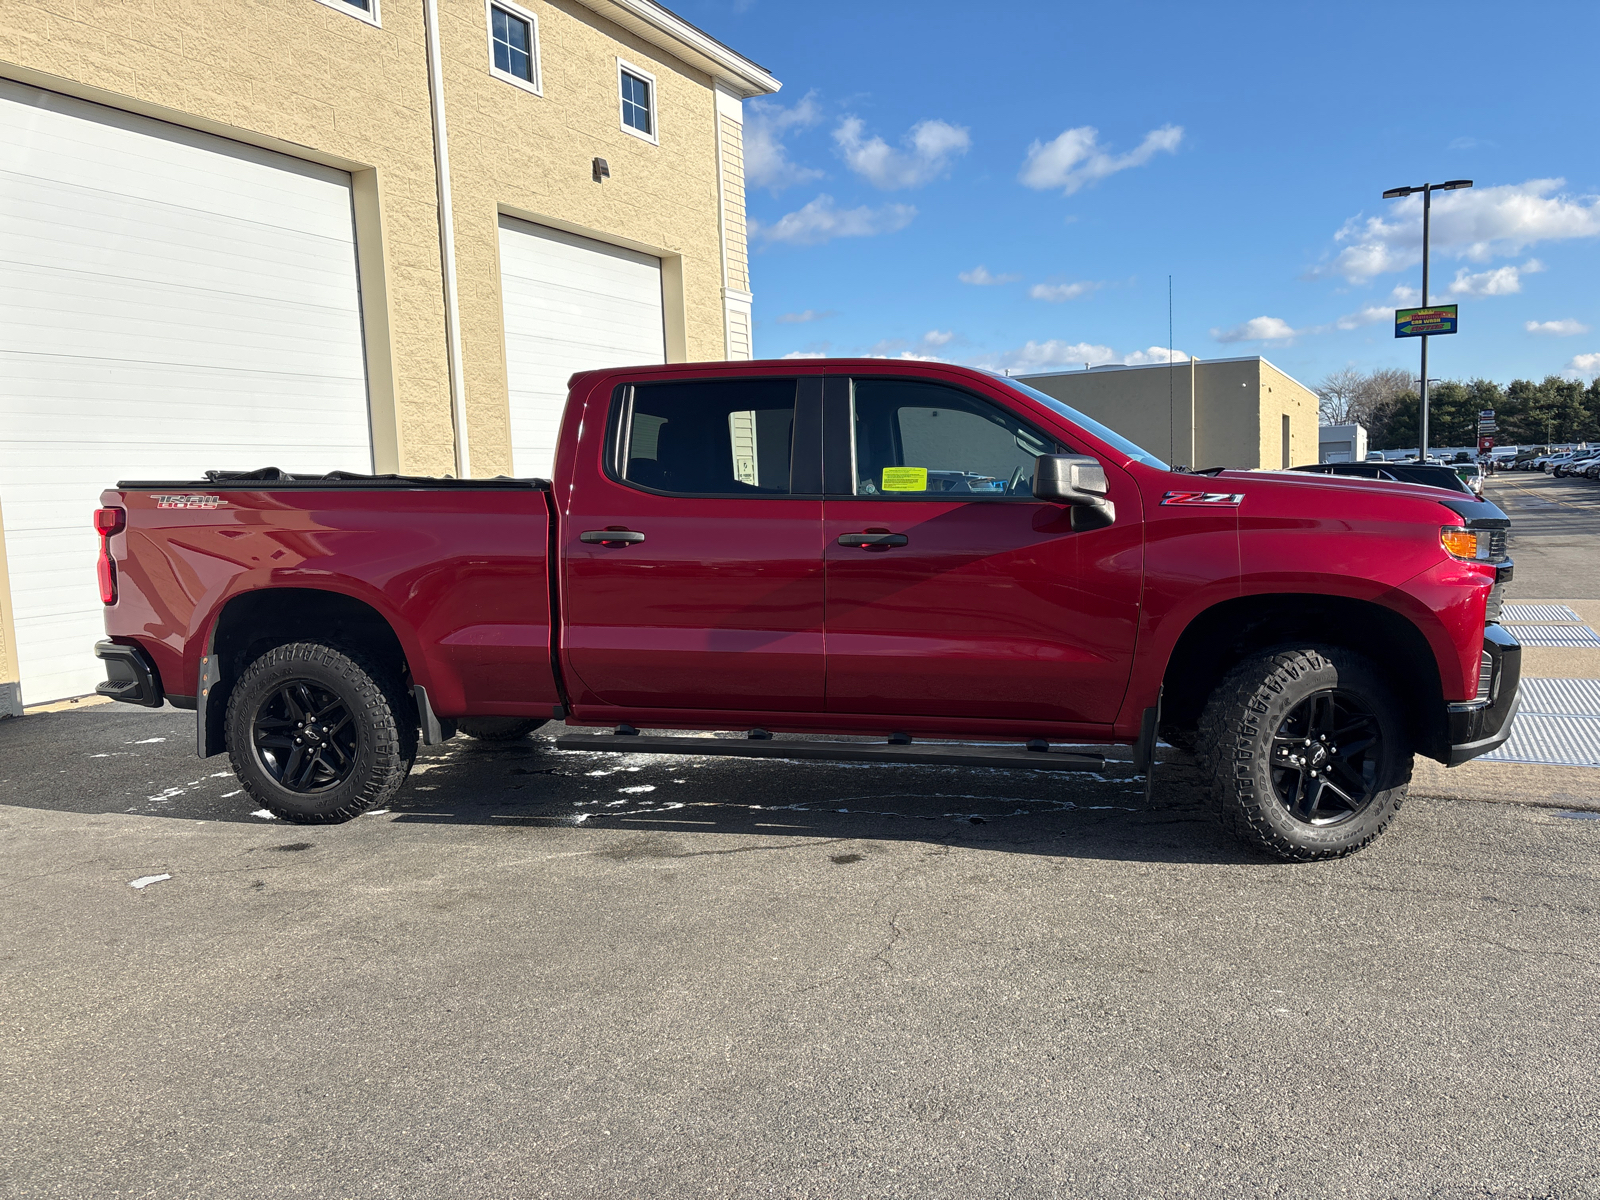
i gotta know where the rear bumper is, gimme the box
[1445,624,1521,766]
[94,640,164,708]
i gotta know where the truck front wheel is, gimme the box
[225,641,416,823]
[1198,646,1411,861]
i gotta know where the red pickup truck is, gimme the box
[93,359,1519,860]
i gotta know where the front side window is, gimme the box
[622,379,796,496]
[488,1,541,93]
[849,379,1060,499]
[619,64,656,140]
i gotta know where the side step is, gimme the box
[552,729,1106,772]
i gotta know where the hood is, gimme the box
[1203,468,1511,526]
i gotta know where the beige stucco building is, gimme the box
[1017,357,1320,472]
[0,0,777,707]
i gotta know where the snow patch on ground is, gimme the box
[250,809,278,820]
[618,785,656,794]
[130,738,166,745]
[128,874,171,890]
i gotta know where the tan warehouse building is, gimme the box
[1018,357,1319,472]
[0,0,777,709]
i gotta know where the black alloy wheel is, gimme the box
[252,679,359,793]
[1268,690,1382,825]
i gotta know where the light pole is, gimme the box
[1382,179,1472,462]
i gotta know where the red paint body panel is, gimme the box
[100,487,558,717]
[101,358,1503,752]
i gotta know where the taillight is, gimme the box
[94,507,124,605]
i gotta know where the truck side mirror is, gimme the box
[1033,454,1115,530]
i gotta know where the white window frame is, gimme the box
[312,0,381,28]
[485,0,543,96]
[616,59,659,145]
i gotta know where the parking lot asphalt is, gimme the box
[2,469,1598,1199]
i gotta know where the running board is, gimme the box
[553,730,1106,772]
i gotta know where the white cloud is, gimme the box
[973,340,1120,374]
[1567,352,1600,378]
[1449,258,1544,297]
[865,330,959,360]
[833,117,970,190]
[1123,346,1191,365]
[1018,124,1182,195]
[1332,285,1421,330]
[959,265,1020,285]
[1527,318,1590,336]
[776,309,836,324]
[1314,180,1600,283]
[752,194,916,246]
[1028,280,1101,302]
[781,350,829,359]
[1212,316,1298,343]
[744,92,824,193]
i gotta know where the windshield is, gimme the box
[990,375,1170,470]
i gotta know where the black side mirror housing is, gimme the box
[1033,454,1115,530]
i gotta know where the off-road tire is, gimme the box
[1198,646,1411,861]
[225,641,416,823]
[457,717,547,741]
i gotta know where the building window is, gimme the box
[487,0,542,95]
[618,61,658,143]
[313,0,380,27]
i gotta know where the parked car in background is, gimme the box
[1364,451,1388,463]
[1544,454,1580,474]
[1555,451,1600,477]
[1454,463,1485,495]
[1290,462,1474,494]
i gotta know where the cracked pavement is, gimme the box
[3,704,1600,1199]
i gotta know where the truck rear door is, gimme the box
[558,373,826,712]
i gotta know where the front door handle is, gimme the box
[580,529,646,546]
[838,531,908,549]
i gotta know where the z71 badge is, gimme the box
[153,494,223,509]
[1161,490,1244,506]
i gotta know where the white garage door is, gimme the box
[498,217,665,478]
[0,81,372,704]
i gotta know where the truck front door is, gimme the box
[559,374,826,713]
[821,376,1142,726]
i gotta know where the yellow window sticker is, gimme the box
[880,466,928,492]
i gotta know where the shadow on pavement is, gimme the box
[0,707,1265,865]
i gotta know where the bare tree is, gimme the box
[1316,367,1366,424]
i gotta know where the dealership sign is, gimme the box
[1395,305,1458,338]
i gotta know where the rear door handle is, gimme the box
[838,531,908,549]
[580,529,646,546]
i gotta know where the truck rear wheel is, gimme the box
[458,717,547,741]
[225,641,416,823]
[1198,646,1411,861]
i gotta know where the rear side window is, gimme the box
[849,379,1059,498]
[622,379,796,495]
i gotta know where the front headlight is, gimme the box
[1441,526,1490,561]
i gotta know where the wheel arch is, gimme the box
[200,587,413,758]
[1160,593,1449,762]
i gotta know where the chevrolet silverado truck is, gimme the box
[93,359,1520,860]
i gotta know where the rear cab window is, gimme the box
[617,378,799,496]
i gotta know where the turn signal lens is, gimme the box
[93,507,124,605]
[1440,527,1480,560]
[94,507,125,535]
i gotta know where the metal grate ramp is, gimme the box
[1501,604,1583,623]
[1482,678,1600,768]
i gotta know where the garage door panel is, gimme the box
[0,83,371,703]
[498,216,665,479]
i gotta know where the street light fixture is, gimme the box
[1383,179,1472,461]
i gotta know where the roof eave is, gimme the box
[575,0,780,98]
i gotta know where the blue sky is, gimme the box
[676,0,1600,388]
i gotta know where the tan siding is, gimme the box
[719,114,749,292]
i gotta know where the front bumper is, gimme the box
[1445,624,1521,766]
[95,639,164,708]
